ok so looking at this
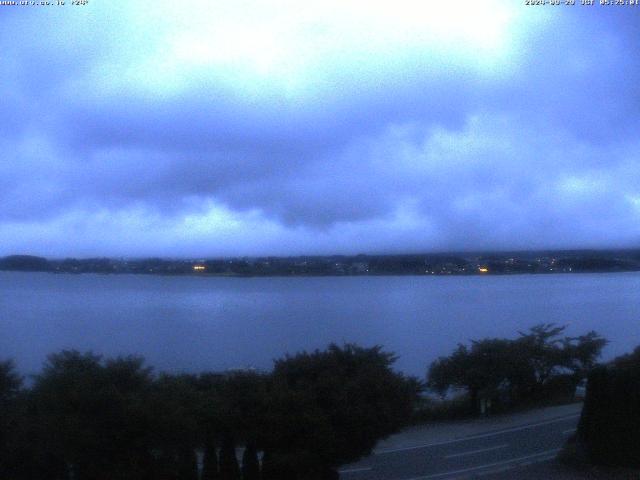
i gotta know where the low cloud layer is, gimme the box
[1,2,639,257]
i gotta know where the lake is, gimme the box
[1,271,639,377]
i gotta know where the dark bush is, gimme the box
[0,344,421,479]
[577,347,640,468]
[537,373,578,405]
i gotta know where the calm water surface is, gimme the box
[1,271,639,377]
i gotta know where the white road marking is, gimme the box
[403,448,561,480]
[376,414,580,455]
[562,428,577,435]
[443,444,508,459]
[339,466,373,474]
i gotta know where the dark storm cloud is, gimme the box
[1,3,639,255]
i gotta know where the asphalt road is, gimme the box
[339,412,581,480]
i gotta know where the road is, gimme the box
[339,409,581,480]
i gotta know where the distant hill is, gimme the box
[0,255,51,272]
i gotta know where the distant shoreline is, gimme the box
[2,270,640,279]
[1,249,639,278]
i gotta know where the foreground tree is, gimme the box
[176,446,198,480]
[201,443,220,480]
[2,343,421,479]
[218,436,241,480]
[0,359,21,404]
[0,360,22,476]
[428,339,528,412]
[146,373,201,479]
[578,346,640,467]
[195,370,268,480]
[241,443,260,480]
[428,324,607,413]
[30,351,157,480]
[263,344,423,479]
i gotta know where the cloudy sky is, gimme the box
[1,1,639,257]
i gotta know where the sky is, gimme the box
[1,1,639,257]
